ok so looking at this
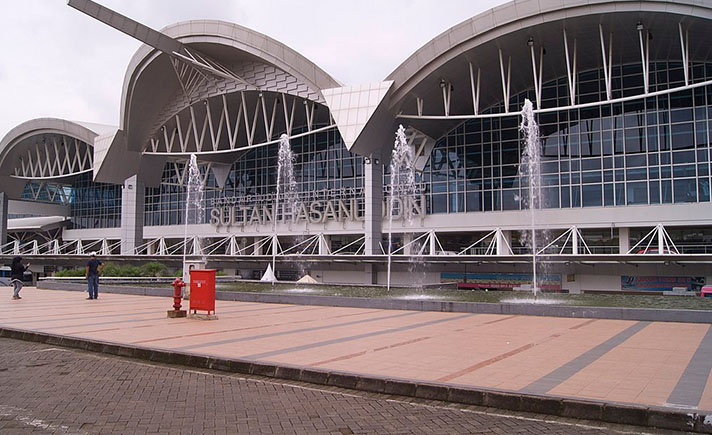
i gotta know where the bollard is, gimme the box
[167,278,187,318]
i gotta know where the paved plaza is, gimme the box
[1,337,675,435]
[2,287,712,416]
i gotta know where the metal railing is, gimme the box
[4,228,712,258]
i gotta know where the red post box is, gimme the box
[189,269,216,315]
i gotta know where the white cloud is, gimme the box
[0,0,506,139]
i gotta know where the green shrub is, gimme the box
[54,262,173,278]
[54,268,86,277]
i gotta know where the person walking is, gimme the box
[10,256,29,300]
[85,253,104,300]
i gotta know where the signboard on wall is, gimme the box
[441,272,562,291]
[621,276,706,292]
[209,188,425,229]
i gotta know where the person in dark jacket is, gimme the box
[10,256,29,300]
[85,253,104,300]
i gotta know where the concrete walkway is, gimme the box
[2,287,712,419]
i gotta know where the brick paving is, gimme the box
[0,338,678,434]
[2,288,712,412]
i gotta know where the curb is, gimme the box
[38,281,712,324]
[1,326,708,433]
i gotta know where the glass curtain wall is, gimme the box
[422,61,712,214]
[145,126,364,226]
[21,173,122,229]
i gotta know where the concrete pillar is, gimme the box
[402,233,413,255]
[120,175,145,255]
[496,229,512,256]
[364,263,377,285]
[318,234,331,255]
[0,192,8,247]
[618,227,630,254]
[364,156,383,255]
[254,236,263,255]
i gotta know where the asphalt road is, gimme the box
[0,337,680,434]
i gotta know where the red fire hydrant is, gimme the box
[167,278,187,318]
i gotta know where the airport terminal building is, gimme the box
[2,0,712,291]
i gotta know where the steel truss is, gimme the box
[21,182,72,204]
[0,225,685,258]
[145,91,334,156]
[11,135,93,180]
[400,21,698,121]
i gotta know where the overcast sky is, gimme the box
[0,0,508,139]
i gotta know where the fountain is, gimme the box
[182,154,205,294]
[386,125,417,291]
[519,99,542,297]
[268,134,299,282]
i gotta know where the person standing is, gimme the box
[10,256,29,300]
[85,253,104,300]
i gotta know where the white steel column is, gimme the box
[498,49,511,113]
[529,41,544,109]
[563,29,577,106]
[679,23,690,86]
[120,175,145,255]
[599,25,613,101]
[441,80,452,116]
[469,63,481,116]
[638,24,650,94]
[364,156,383,255]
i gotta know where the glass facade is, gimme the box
[20,173,122,229]
[63,62,712,230]
[421,61,712,214]
[145,127,364,226]
[68,173,122,229]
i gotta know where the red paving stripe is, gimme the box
[310,351,369,366]
[39,316,168,331]
[438,342,541,382]
[2,307,160,320]
[3,309,168,325]
[0,298,168,311]
[437,318,596,383]
[79,324,158,334]
[131,308,387,344]
[196,305,326,321]
[4,303,308,330]
[310,336,432,367]
[243,314,473,360]
[178,311,423,351]
[374,336,432,352]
